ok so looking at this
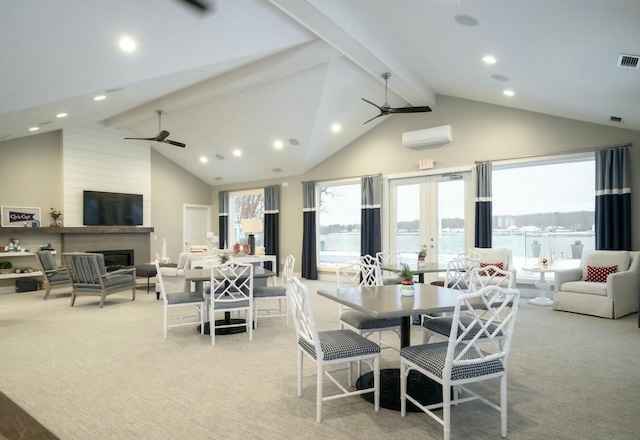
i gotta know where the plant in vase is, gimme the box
[49,207,62,227]
[418,245,427,262]
[399,262,415,295]
[0,261,13,274]
[219,252,231,264]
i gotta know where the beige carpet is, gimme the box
[0,281,638,440]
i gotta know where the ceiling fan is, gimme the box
[362,72,432,124]
[176,0,214,14]
[124,110,186,148]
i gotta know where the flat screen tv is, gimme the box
[83,191,143,226]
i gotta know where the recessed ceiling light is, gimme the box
[28,126,39,132]
[232,149,242,157]
[94,95,106,101]
[331,123,342,133]
[119,36,137,53]
[482,55,496,64]
[56,113,68,118]
[199,156,208,163]
[503,90,515,97]
[273,140,284,149]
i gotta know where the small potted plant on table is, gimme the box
[399,262,415,296]
[418,245,427,263]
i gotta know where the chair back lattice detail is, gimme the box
[280,254,295,287]
[470,265,513,290]
[444,256,480,291]
[287,277,319,357]
[209,261,254,345]
[359,255,383,286]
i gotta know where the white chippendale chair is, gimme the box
[253,254,295,328]
[336,260,401,352]
[375,250,404,284]
[209,261,253,345]
[155,261,205,339]
[400,285,521,440]
[287,276,380,423]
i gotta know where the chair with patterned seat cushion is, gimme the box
[62,252,136,308]
[35,250,72,300]
[422,264,513,344]
[287,276,380,423]
[155,261,205,339]
[209,261,253,345]
[337,261,401,352]
[400,285,520,440]
[253,254,294,328]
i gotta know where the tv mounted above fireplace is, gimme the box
[83,190,143,226]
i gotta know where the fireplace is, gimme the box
[90,249,134,271]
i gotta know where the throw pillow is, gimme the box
[585,265,617,283]
[39,251,57,271]
[480,262,506,276]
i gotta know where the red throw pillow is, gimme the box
[585,265,617,283]
[480,262,505,276]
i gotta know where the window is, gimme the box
[317,180,361,268]
[492,156,595,279]
[228,189,264,247]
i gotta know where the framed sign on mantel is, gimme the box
[1,206,42,227]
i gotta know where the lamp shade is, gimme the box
[241,218,263,234]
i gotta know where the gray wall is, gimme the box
[211,95,640,270]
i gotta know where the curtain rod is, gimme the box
[475,142,632,164]
[301,173,382,184]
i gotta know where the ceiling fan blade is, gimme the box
[124,137,156,141]
[388,106,433,114]
[179,0,213,12]
[361,97,385,111]
[163,139,186,148]
[363,113,384,125]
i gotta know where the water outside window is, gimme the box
[318,182,361,267]
[492,158,595,280]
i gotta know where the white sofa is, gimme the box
[155,251,215,294]
[553,250,640,319]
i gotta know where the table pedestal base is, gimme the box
[528,297,553,306]
[356,368,449,412]
[199,319,247,335]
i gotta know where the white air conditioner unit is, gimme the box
[402,125,452,149]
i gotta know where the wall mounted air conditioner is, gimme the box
[402,125,452,149]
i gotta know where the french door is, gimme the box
[387,173,471,266]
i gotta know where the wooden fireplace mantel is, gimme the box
[0,226,154,235]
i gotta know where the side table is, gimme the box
[523,267,556,306]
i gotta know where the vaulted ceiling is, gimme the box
[1,0,639,185]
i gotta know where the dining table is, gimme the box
[317,283,460,411]
[184,266,276,335]
[380,261,448,284]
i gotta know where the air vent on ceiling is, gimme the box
[610,116,624,123]
[617,54,639,69]
[272,168,283,172]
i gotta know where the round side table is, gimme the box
[523,267,556,306]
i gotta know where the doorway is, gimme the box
[183,204,211,252]
[387,173,471,265]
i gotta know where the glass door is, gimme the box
[388,173,470,266]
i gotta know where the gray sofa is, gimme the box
[553,250,640,319]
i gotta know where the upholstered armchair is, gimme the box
[35,250,72,300]
[63,252,136,308]
[553,250,640,319]
[470,247,517,288]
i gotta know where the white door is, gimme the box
[183,205,211,251]
[388,173,471,266]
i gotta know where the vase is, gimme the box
[401,283,415,296]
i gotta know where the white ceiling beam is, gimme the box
[267,0,436,107]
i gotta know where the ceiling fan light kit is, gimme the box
[402,125,452,149]
[361,72,432,124]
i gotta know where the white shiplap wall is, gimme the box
[62,124,151,227]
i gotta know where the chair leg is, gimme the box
[199,305,205,335]
[70,291,76,307]
[297,348,303,397]
[163,306,168,339]
[316,363,323,423]
[131,286,136,301]
[400,359,407,416]
[43,284,51,300]
[443,380,451,440]
[373,356,380,413]
[211,309,216,345]
[248,306,253,342]
[501,374,508,437]
[100,293,106,308]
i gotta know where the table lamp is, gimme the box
[241,218,262,255]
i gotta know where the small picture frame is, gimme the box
[1,206,42,227]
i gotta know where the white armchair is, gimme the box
[553,250,640,319]
[155,251,216,294]
[470,247,517,288]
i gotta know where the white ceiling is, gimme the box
[2,0,639,185]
